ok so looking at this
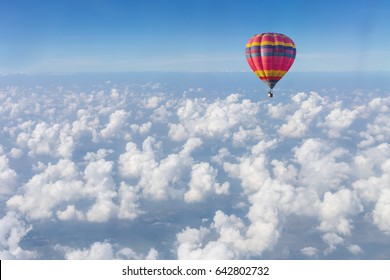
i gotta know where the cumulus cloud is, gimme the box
[301,246,318,257]
[60,241,158,260]
[184,162,229,203]
[278,92,324,138]
[325,107,359,138]
[0,147,18,196]
[143,96,162,109]
[322,232,344,255]
[232,126,264,147]
[372,188,390,234]
[118,136,157,179]
[117,182,142,220]
[178,140,319,259]
[119,137,203,200]
[130,121,152,135]
[223,140,276,194]
[360,112,390,148]
[7,159,84,220]
[63,242,114,260]
[358,96,390,148]
[100,109,130,139]
[177,211,245,259]
[83,157,117,222]
[347,244,363,255]
[16,122,74,158]
[56,205,85,221]
[318,189,363,235]
[168,94,259,141]
[293,138,350,194]
[71,109,100,142]
[6,153,121,223]
[352,146,390,235]
[9,148,23,159]
[0,212,36,259]
[267,102,288,119]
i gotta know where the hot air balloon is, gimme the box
[246,33,296,97]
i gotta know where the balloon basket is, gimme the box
[268,91,273,98]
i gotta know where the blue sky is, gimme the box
[1,0,390,72]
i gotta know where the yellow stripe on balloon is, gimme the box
[254,70,287,78]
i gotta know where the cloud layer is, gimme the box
[1,75,390,259]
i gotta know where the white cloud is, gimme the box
[293,138,350,194]
[177,205,283,259]
[367,97,390,113]
[0,148,18,196]
[358,96,390,148]
[100,109,129,139]
[352,146,390,235]
[271,159,298,185]
[71,109,100,142]
[16,122,74,158]
[119,137,202,200]
[6,154,118,223]
[267,102,288,119]
[184,162,229,203]
[211,148,231,165]
[151,103,174,123]
[56,205,85,221]
[372,188,390,234]
[0,212,36,259]
[301,246,318,257]
[325,107,359,138]
[180,139,319,259]
[322,232,344,255]
[118,136,158,179]
[83,149,113,162]
[278,92,324,138]
[168,94,260,141]
[60,241,158,260]
[117,182,142,220]
[232,126,264,147]
[177,211,243,259]
[318,189,363,235]
[144,248,159,260]
[64,241,114,260]
[347,244,363,255]
[352,143,390,180]
[83,157,117,223]
[223,140,275,195]
[360,113,390,147]
[130,121,152,135]
[7,159,83,220]
[143,96,162,109]
[9,148,23,159]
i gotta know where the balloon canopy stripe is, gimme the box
[246,41,296,48]
[246,32,296,91]
[254,70,287,78]
[246,45,296,52]
[246,52,296,58]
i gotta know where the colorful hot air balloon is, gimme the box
[246,33,296,97]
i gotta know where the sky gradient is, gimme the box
[1,0,390,73]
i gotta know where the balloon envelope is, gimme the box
[246,33,296,90]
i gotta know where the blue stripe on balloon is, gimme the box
[247,45,296,51]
